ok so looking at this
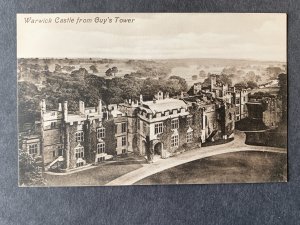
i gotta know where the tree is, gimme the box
[19,148,46,186]
[266,66,283,79]
[54,64,62,72]
[234,81,247,90]
[237,70,246,76]
[246,81,258,89]
[249,91,273,99]
[246,71,256,82]
[219,74,233,86]
[199,70,206,78]
[202,77,211,88]
[105,68,113,76]
[222,66,237,75]
[111,66,118,76]
[89,65,98,73]
[70,68,88,79]
[169,75,188,91]
[255,75,262,83]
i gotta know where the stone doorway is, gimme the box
[154,142,162,156]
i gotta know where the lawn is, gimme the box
[135,151,287,185]
[44,157,144,186]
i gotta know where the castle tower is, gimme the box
[210,75,216,90]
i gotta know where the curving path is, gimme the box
[106,131,286,186]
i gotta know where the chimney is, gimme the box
[98,99,102,115]
[63,101,68,121]
[180,91,184,99]
[129,99,132,104]
[41,99,46,112]
[140,94,143,105]
[153,97,156,104]
[58,103,62,111]
[79,101,85,115]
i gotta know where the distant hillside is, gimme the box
[18,57,286,87]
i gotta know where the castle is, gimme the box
[19,74,253,172]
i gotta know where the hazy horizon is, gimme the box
[17,57,286,63]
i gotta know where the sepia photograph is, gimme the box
[17,13,287,186]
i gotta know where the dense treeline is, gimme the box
[18,69,188,126]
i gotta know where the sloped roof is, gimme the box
[142,98,187,114]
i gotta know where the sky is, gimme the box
[17,13,287,62]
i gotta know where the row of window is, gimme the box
[75,127,105,142]
[171,131,194,147]
[29,132,192,158]
[75,143,106,159]
[74,137,127,159]
[75,136,127,158]
[75,120,197,142]
[145,119,180,135]
[75,124,127,141]
[154,118,194,135]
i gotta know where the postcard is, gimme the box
[17,13,287,186]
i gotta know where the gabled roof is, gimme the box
[142,98,187,114]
